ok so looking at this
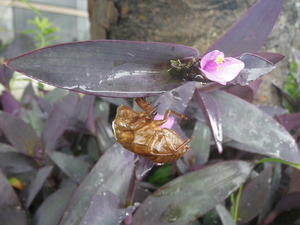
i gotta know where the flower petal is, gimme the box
[199,50,245,85]
[200,50,224,69]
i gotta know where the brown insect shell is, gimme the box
[112,104,190,163]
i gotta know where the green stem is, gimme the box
[233,184,243,222]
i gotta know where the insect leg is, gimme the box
[176,139,191,150]
[153,110,187,126]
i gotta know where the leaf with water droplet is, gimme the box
[133,160,254,225]
[59,143,135,225]
[212,91,300,164]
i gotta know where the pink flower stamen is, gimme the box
[199,50,245,85]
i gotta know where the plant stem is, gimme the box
[233,184,244,222]
[125,163,138,207]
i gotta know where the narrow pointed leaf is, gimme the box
[154,82,196,115]
[26,166,53,208]
[42,92,79,152]
[230,53,276,86]
[238,167,273,223]
[0,152,37,175]
[254,52,284,64]
[133,161,254,225]
[59,144,135,225]
[207,0,285,56]
[49,151,89,183]
[5,40,199,98]
[195,91,223,153]
[215,204,236,225]
[190,122,211,165]
[211,91,300,164]
[0,111,41,156]
[33,183,76,225]
[0,171,27,225]
[80,191,139,225]
[1,91,21,116]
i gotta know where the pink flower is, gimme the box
[199,50,245,85]
[154,114,175,129]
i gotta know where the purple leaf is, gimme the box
[154,82,196,115]
[81,191,139,225]
[258,105,287,117]
[48,151,89,183]
[134,156,154,180]
[195,90,223,153]
[226,85,256,103]
[263,192,300,225]
[71,95,96,132]
[190,121,211,165]
[273,83,298,111]
[95,118,116,152]
[230,53,276,86]
[207,0,285,56]
[1,91,21,116]
[238,167,273,223]
[276,112,300,132]
[133,160,254,225]
[25,166,53,208]
[254,52,284,64]
[42,92,79,153]
[211,91,300,164]
[0,151,37,175]
[59,143,135,225]
[0,170,27,225]
[33,183,76,225]
[0,111,41,156]
[5,40,199,98]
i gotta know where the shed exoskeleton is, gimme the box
[112,98,190,163]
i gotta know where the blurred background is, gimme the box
[0,0,89,44]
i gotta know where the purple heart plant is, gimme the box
[1,0,300,224]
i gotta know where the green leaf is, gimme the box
[257,157,300,170]
[148,164,172,187]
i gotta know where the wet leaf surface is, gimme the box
[5,40,199,98]
[80,191,139,225]
[33,183,76,225]
[212,91,300,164]
[59,143,135,225]
[195,91,223,153]
[231,53,276,86]
[133,160,254,225]
[238,167,273,223]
